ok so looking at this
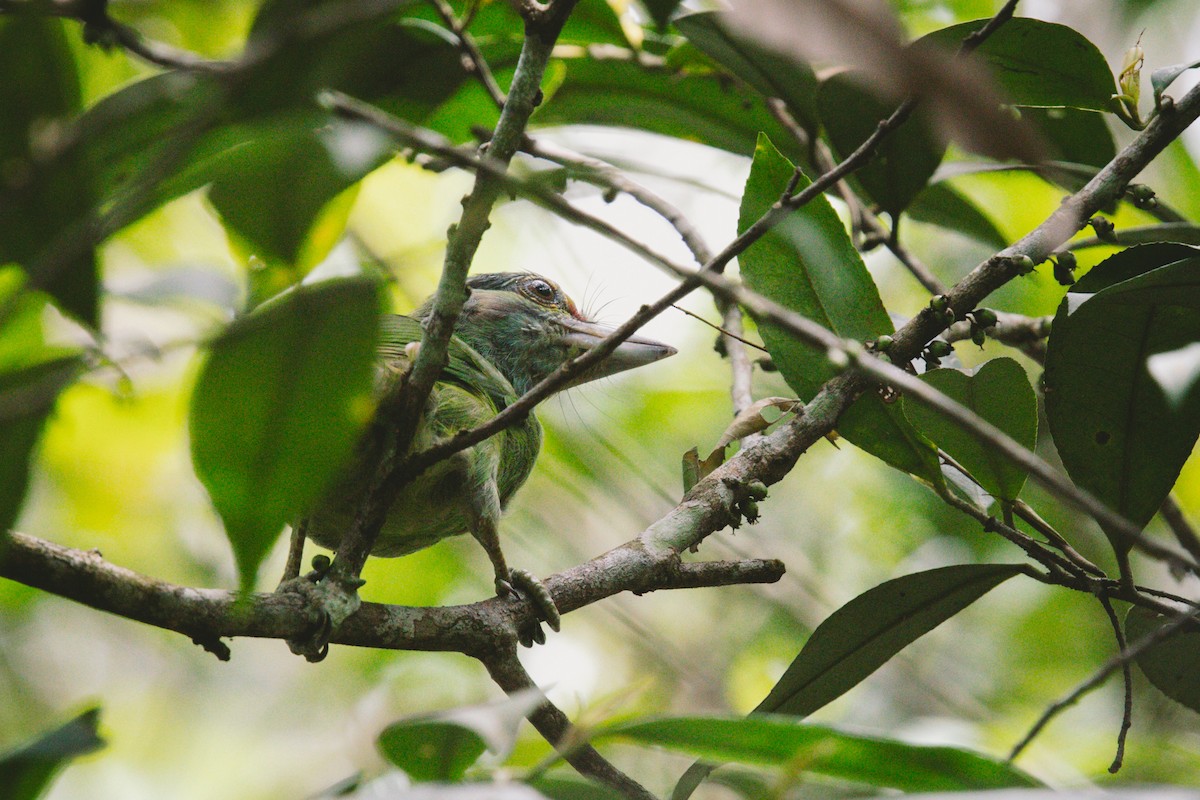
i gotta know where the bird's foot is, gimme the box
[277,556,364,662]
[498,568,561,648]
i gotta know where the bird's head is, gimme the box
[418,272,676,395]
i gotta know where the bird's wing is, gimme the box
[378,315,518,411]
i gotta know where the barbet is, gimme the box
[297,272,675,648]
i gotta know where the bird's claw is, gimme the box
[501,568,561,648]
[278,557,362,662]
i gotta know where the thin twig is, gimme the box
[521,136,714,265]
[427,0,507,108]
[1009,601,1200,762]
[481,649,658,800]
[1159,495,1200,565]
[1096,591,1133,773]
[670,305,767,354]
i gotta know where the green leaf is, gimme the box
[190,277,382,590]
[1152,59,1200,106]
[640,0,683,29]
[673,11,819,133]
[208,117,394,268]
[916,18,1117,111]
[0,707,105,800]
[377,690,544,782]
[0,270,83,538]
[737,133,940,483]
[378,720,487,782]
[757,564,1025,716]
[1019,106,1116,168]
[1126,607,1200,714]
[906,183,1007,249]
[0,16,97,327]
[535,58,806,163]
[904,358,1037,502]
[609,715,1038,791]
[1044,246,1200,539]
[817,71,945,215]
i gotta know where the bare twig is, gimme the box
[482,649,658,800]
[1009,601,1200,762]
[1159,495,1200,565]
[427,0,507,108]
[521,136,714,265]
[1097,591,1133,773]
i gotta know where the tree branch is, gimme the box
[482,649,658,800]
[0,530,784,657]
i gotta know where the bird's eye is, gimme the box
[526,279,556,303]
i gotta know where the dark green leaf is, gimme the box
[0,271,83,538]
[737,134,940,483]
[674,11,819,133]
[535,58,806,163]
[817,71,945,215]
[530,775,627,800]
[916,18,1117,111]
[608,715,1039,791]
[1019,107,1116,168]
[208,117,394,268]
[1126,607,1200,713]
[757,564,1025,716]
[640,0,684,30]
[906,183,1007,249]
[0,16,97,326]
[1044,248,1200,540]
[190,277,382,590]
[0,707,104,800]
[904,359,1037,502]
[1152,59,1200,106]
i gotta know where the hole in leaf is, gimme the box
[1095,430,1111,445]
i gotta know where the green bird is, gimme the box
[297,272,675,647]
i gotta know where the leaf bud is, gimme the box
[1089,216,1118,244]
[925,340,953,359]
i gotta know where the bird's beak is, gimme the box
[557,316,676,384]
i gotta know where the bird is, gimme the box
[293,272,676,650]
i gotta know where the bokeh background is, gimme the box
[3,1,1200,797]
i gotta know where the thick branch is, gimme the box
[0,531,783,657]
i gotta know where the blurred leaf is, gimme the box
[190,277,382,590]
[726,1,1043,161]
[818,70,945,215]
[1044,246,1200,543]
[737,134,941,484]
[673,11,820,133]
[756,564,1025,716]
[0,15,97,327]
[0,271,83,538]
[378,721,487,783]
[610,715,1038,791]
[907,183,1007,249]
[0,707,104,800]
[1126,607,1200,714]
[1068,223,1200,251]
[535,58,806,163]
[904,358,1037,502]
[641,0,684,29]
[208,117,395,268]
[1152,59,1200,106]
[529,775,626,800]
[378,690,544,782]
[917,18,1117,111]
[1019,106,1115,168]
[0,357,84,539]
